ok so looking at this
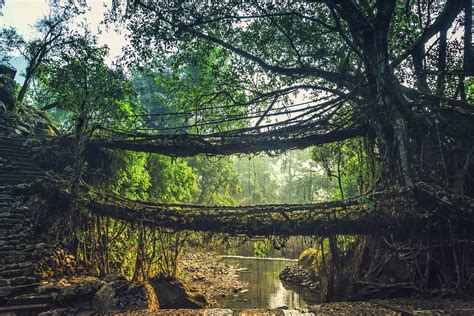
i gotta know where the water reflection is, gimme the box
[217,257,310,309]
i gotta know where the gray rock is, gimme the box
[35,243,46,250]
[0,65,16,79]
[0,279,10,287]
[91,280,158,312]
[91,283,117,312]
[149,274,207,309]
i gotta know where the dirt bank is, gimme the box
[178,251,246,306]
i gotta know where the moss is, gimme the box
[298,247,320,278]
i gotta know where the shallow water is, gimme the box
[216,256,311,309]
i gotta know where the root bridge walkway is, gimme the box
[2,136,472,238]
[81,182,473,237]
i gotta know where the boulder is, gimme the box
[91,283,116,312]
[0,65,16,79]
[55,278,105,310]
[0,74,16,111]
[149,274,208,309]
[91,278,158,312]
[0,65,16,111]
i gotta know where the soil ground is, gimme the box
[179,251,247,306]
[123,299,474,315]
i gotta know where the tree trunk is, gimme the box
[133,224,144,282]
[71,112,87,195]
[16,79,30,105]
[370,73,413,187]
[16,65,34,105]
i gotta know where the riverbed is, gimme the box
[216,256,312,309]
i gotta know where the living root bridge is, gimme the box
[84,182,473,237]
[91,126,367,156]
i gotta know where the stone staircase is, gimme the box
[0,137,46,186]
[0,136,52,314]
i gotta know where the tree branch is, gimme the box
[187,28,357,88]
[391,1,464,68]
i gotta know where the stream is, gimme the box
[216,256,316,309]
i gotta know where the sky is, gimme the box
[0,0,127,67]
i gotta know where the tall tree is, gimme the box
[37,34,134,193]
[0,5,77,108]
[113,0,472,192]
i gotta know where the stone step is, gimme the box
[0,170,45,177]
[0,241,31,250]
[0,154,36,162]
[0,218,26,225]
[0,149,29,157]
[0,143,27,150]
[0,137,28,144]
[0,141,26,147]
[0,209,31,217]
[0,234,28,242]
[0,166,43,173]
[0,229,31,240]
[1,176,43,182]
[0,262,33,272]
[0,180,40,186]
[0,177,44,185]
[0,141,25,147]
[0,191,14,197]
[0,222,27,229]
[0,250,29,257]
[0,156,37,163]
[0,158,42,167]
[0,174,43,179]
[1,180,29,186]
[0,146,27,153]
[9,276,37,286]
[0,136,28,143]
[0,303,49,315]
[0,282,39,298]
[0,220,29,228]
[0,273,36,284]
[0,205,30,212]
[0,228,27,237]
[0,163,44,171]
[1,161,43,169]
[0,172,44,178]
[2,204,27,210]
[0,150,34,157]
[1,177,42,184]
[8,294,54,306]
[0,245,30,254]
[0,243,30,252]
[0,213,25,220]
[0,143,27,148]
[0,266,34,278]
[0,139,24,147]
[0,238,26,245]
[0,250,32,263]
[0,211,31,220]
